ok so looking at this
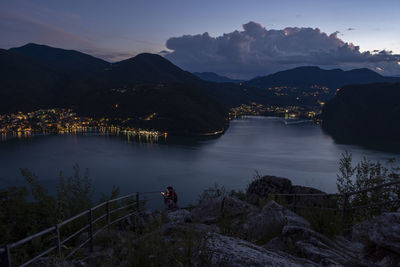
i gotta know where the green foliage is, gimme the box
[56,164,93,222]
[297,207,343,237]
[0,165,95,245]
[0,186,31,243]
[336,152,400,221]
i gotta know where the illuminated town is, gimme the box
[229,102,322,121]
[264,85,332,97]
[0,109,165,141]
[0,103,326,141]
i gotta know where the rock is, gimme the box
[246,176,292,205]
[352,220,373,244]
[162,221,220,237]
[289,185,330,208]
[369,212,400,254]
[246,176,329,207]
[290,185,325,195]
[167,209,192,224]
[267,225,361,266]
[204,233,318,266]
[264,202,310,228]
[364,247,400,267]
[240,201,310,244]
[191,196,256,223]
[222,196,258,217]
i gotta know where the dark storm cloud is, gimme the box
[165,21,400,78]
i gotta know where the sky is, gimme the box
[1,0,400,78]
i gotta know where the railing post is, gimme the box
[55,224,62,264]
[136,192,140,211]
[3,244,11,267]
[106,200,110,232]
[88,208,93,253]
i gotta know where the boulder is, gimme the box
[369,212,400,254]
[191,196,256,223]
[290,185,325,195]
[266,225,361,266]
[352,220,373,244]
[240,201,310,244]
[167,209,192,224]
[289,185,330,208]
[246,176,328,207]
[246,176,292,205]
[204,232,318,266]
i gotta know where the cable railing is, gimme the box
[0,191,161,267]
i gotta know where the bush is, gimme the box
[337,152,400,222]
[0,164,98,245]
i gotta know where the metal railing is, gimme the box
[2,180,400,266]
[0,191,161,267]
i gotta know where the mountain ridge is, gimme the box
[245,66,400,93]
[10,43,110,75]
[193,72,244,83]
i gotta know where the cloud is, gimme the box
[165,21,400,79]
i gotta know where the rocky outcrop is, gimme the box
[356,212,400,266]
[246,176,292,204]
[205,233,318,267]
[369,212,400,254]
[266,225,363,266]
[167,209,193,224]
[47,187,400,267]
[240,201,310,244]
[352,220,373,244]
[246,175,329,208]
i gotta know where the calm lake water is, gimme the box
[1,116,399,207]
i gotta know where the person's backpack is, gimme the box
[173,191,178,203]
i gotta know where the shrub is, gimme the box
[337,152,400,222]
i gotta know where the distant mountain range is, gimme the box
[245,66,400,96]
[193,72,243,83]
[2,43,400,135]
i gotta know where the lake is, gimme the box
[1,116,399,208]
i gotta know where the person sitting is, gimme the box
[161,186,178,210]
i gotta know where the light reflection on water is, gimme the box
[0,116,399,207]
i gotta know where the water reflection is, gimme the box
[1,116,399,207]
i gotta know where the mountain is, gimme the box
[193,72,243,83]
[246,66,400,94]
[9,43,110,75]
[103,53,201,85]
[0,49,65,113]
[1,44,227,135]
[321,82,400,144]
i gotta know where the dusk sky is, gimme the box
[1,0,400,78]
